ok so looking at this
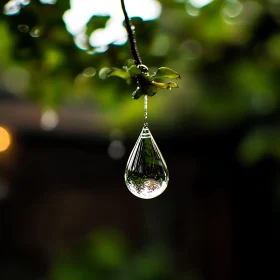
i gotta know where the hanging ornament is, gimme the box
[125,95,169,199]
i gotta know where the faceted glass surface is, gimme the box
[124,126,169,199]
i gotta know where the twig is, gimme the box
[120,0,142,66]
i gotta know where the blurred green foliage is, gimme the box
[0,0,279,163]
[49,229,181,280]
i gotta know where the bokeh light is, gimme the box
[30,26,42,38]
[108,140,126,160]
[83,67,97,77]
[63,0,161,49]
[18,24,29,33]
[40,0,57,4]
[108,129,126,160]
[0,127,11,152]
[74,33,89,50]
[2,66,30,95]
[3,0,29,15]
[40,110,59,131]
[189,0,213,9]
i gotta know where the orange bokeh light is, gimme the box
[0,127,11,152]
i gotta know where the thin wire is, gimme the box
[144,94,148,127]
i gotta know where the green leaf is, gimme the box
[152,67,181,80]
[125,59,135,68]
[132,87,143,99]
[152,81,179,89]
[128,65,142,77]
[106,67,131,81]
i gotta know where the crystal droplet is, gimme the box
[124,126,169,199]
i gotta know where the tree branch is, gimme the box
[120,0,142,66]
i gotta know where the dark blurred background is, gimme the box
[0,0,279,279]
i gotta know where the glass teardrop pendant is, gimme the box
[124,95,169,199]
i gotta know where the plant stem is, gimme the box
[120,0,142,66]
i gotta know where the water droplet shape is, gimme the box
[125,126,169,199]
